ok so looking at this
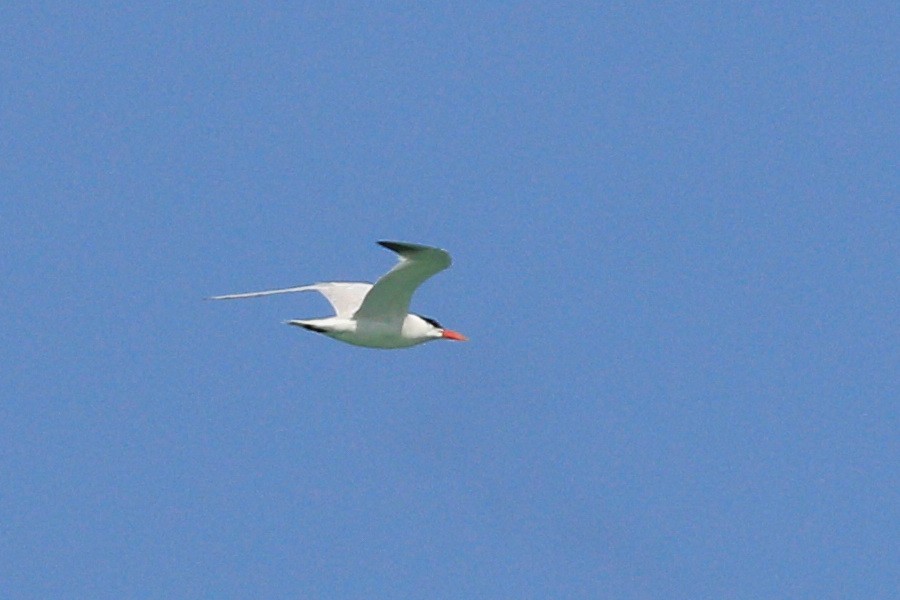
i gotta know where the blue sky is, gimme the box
[2,3,897,598]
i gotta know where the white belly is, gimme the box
[328,319,428,349]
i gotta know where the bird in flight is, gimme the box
[209,241,467,349]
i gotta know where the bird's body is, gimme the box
[288,313,454,349]
[210,241,467,349]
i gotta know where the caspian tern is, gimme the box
[210,241,467,349]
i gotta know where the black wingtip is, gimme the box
[377,240,409,253]
[377,240,431,255]
[286,321,327,333]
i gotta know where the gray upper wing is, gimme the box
[352,241,452,324]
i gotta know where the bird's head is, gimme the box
[415,314,468,342]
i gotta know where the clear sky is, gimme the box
[2,3,897,598]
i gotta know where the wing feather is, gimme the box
[352,241,451,324]
[208,282,372,318]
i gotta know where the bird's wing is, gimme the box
[208,282,372,318]
[353,241,452,324]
